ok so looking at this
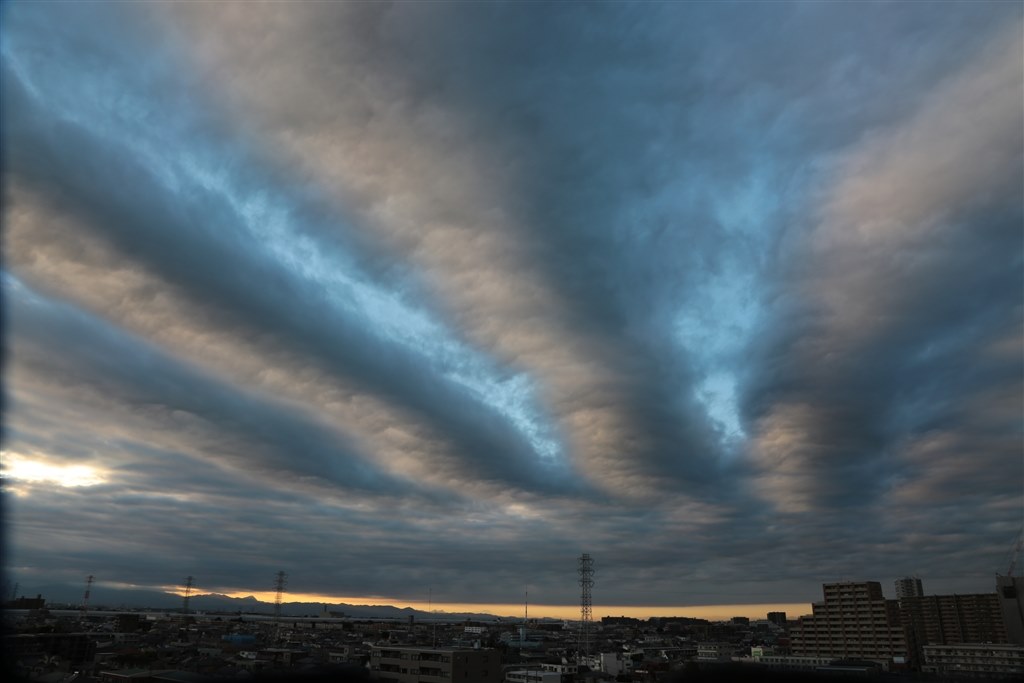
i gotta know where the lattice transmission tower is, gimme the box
[273,571,287,622]
[577,553,594,664]
[182,576,194,619]
[81,575,94,620]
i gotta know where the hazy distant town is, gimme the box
[5,570,1023,682]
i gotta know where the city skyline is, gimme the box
[6,568,1008,622]
[2,1,1022,615]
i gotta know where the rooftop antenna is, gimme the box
[577,553,594,665]
[81,575,94,619]
[182,576,194,620]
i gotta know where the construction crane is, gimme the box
[1005,529,1024,577]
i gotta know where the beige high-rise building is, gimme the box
[900,593,1007,644]
[790,582,909,668]
[900,592,1008,668]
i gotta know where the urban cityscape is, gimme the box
[4,557,1024,681]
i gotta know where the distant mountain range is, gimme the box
[13,583,507,621]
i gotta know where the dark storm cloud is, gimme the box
[196,0,1017,494]
[4,284,575,597]
[3,0,1021,607]
[4,274,412,496]
[741,22,1023,520]
[391,0,1019,492]
[1,1,574,495]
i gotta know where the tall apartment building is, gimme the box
[895,577,924,600]
[900,592,1008,667]
[997,576,1024,646]
[369,646,501,683]
[790,582,908,668]
[900,593,1007,645]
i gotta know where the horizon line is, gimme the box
[164,589,812,621]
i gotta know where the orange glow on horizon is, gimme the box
[216,590,810,621]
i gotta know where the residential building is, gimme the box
[750,654,833,671]
[500,628,544,650]
[900,592,1007,666]
[369,645,501,683]
[538,662,577,676]
[596,652,630,676]
[8,594,46,609]
[696,642,732,662]
[504,669,561,683]
[766,611,787,629]
[922,643,1024,679]
[895,577,924,600]
[790,581,908,668]
[997,576,1024,646]
[5,632,96,668]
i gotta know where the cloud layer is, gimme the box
[2,0,1021,609]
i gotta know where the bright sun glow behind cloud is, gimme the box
[1,452,107,489]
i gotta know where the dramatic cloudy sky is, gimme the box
[2,1,1022,617]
